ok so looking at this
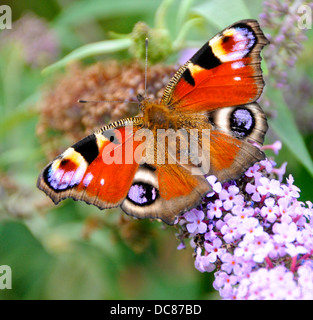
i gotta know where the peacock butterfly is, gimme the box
[37,19,269,225]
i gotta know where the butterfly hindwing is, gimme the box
[121,163,211,224]
[208,102,268,145]
[208,102,268,180]
[207,129,265,182]
[161,19,269,112]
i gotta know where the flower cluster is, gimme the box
[37,61,176,158]
[176,142,313,299]
[259,0,313,134]
[0,12,59,68]
[259,0,310,89]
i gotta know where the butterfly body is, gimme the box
[38,20,269,224]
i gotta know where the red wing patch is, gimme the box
[161,20,269,112]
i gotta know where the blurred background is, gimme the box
[0,0,312,299]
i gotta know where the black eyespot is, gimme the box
[207,114,215,125]
[127,182,158,206]
[43,163,77,192]
[222,36,231,43]
[60,159,69,166]
[233,23,257,51]
[102,130,120,144]
[141,163,157,172]
[230,108,255,138]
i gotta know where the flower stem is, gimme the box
[265,256,274,269]
[290,256,297,273]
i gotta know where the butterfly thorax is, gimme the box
[141,101,180,131]
[138,99,215,167]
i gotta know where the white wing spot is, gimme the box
[83,172,94,187]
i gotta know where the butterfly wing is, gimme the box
[161,19,269,111]
[120,19,270,224]
[121,163,211,225]
[37,119,144,209]
[208,126,265,182]
[38,19,269,225]
[38,119,211,224]
[160,20,268,182]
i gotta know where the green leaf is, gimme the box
[0,93,39,139]
[42,38,132,74]
[176,0,195,31]
[154,0,176,29]
[0,222,53,300]
[0,45,24,115]
[268,89,313,177]
[53,0,160,27]
[191,0,251,29]
[173,17,204,50]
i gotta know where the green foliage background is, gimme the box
[0,0,312,299]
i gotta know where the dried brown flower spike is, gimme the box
[37,60,176,158]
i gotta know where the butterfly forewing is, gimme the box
[37,119,144,209]
[161,19,269,111]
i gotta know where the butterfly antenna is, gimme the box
[78,99,138,104]
[144,37,149,98]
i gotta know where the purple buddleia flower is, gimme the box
[204,238,225,263]
[261,141,282,155]
[184,208,207,234]
[176,141,313,300]
[207,199,223,219]
[219,185,243,211]
[0,13,59,67]
[259,0,309,90]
